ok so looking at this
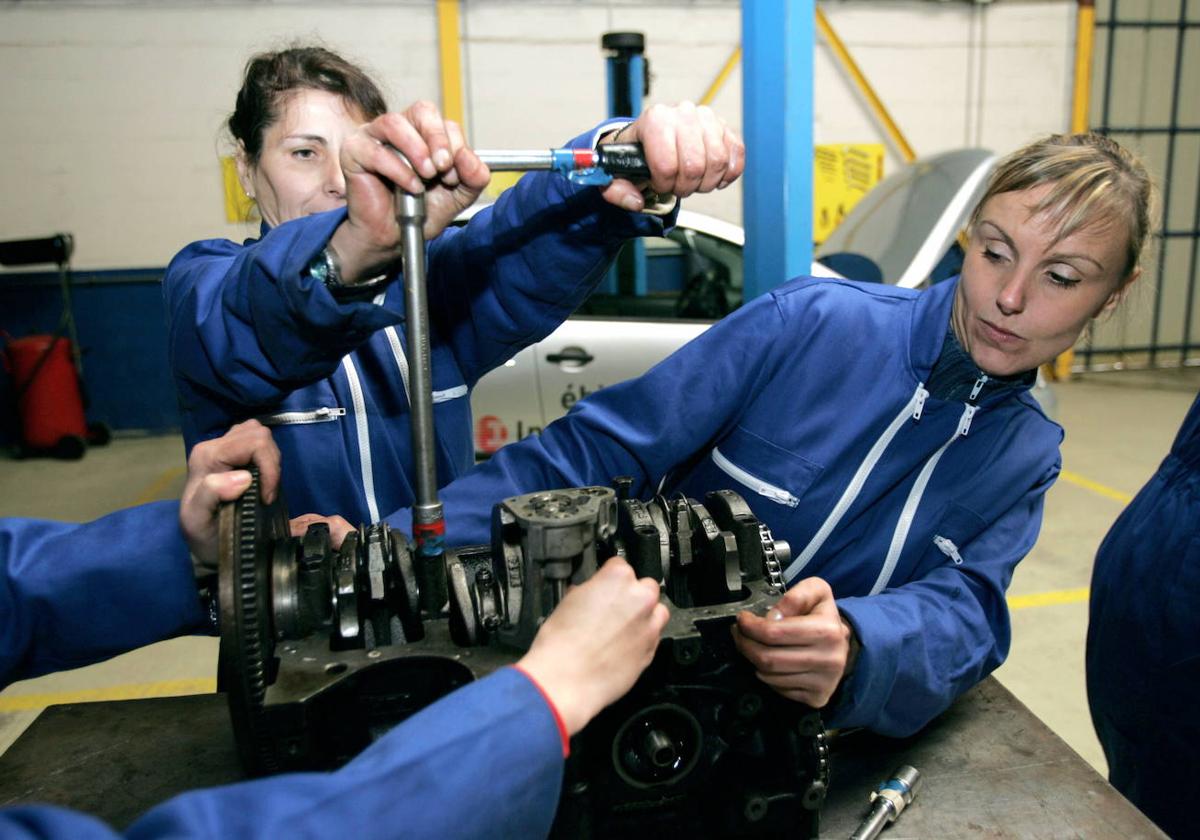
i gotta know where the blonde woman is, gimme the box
[406,133,1153,737]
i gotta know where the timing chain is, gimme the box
[759,523,786,594]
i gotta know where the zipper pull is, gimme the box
[934,535,965,565]
[957,404,978,436]
[912,386,929,420]
[969,374,989,402]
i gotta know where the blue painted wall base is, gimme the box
[0,270,180,444]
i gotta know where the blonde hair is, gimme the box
[969,133,1155,278]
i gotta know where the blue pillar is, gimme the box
[742,0,814,300]
[603,32,648,298]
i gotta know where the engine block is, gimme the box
[216,476,829,837]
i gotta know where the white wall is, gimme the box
[0,0,1076,270]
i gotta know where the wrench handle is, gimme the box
[596,142,651,181]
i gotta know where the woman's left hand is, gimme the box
[289,513,355,550]
[598,102,744,213]
[732,577,853,708]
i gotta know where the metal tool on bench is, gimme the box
[216,140,830,837]
[849,765,921,840]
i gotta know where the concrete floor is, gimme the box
[2,368,1199,778]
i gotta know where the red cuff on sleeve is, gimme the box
[511,665,570,758]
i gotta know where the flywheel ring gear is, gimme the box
[217,467,289,774]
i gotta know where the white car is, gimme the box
[468,149,1053,457]
[466,209,842,455]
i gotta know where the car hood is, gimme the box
[815,148,995,289]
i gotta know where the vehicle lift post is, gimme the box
[741,1,814,299]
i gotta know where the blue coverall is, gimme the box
[0,505,564,838]
[1087,389,1200,840]
[164,122,674,525]
[387,276,1064,737]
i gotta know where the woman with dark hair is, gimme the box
[402,132,1154,738]
[165,44,743,532]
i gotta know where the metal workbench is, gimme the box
[0,676,1165,838]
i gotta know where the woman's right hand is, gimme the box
[517,557,669,735]
[332,101,490,285]
[732,576,853,709]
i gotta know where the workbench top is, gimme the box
[820,677,1164,838]
[0,676,1165,838]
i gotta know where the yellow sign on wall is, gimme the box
[221,156,256,224]
[814,143,884,244]
[484,171,524,200]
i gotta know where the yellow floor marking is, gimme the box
[1008,587,1089,611]
[1059,470,1133,505]
[0,678,215,712]
[132,465,187,506]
